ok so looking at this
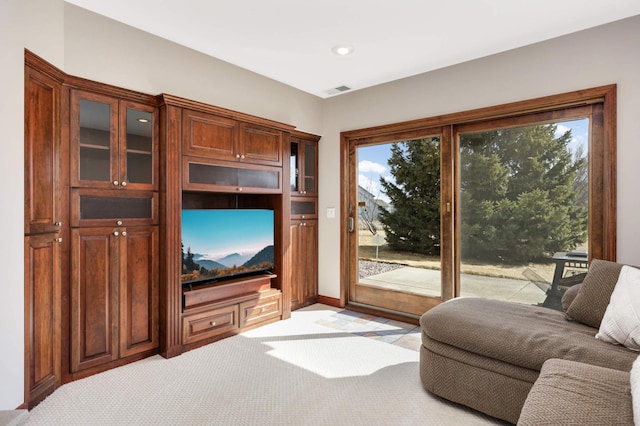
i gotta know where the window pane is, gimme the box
[459,119,589,309]
[357,139,441,298]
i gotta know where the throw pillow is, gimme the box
[566,259,623,329]
[561,283,582,314]
[631,355,640,426]
[596,265,640,350]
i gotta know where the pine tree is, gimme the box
[460,124,587,263]
[378,137,441,255]
[377,124,587,263]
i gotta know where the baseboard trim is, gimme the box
[317,295,341,308]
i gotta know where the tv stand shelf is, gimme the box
[181,273,282,348]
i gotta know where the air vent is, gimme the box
[324,85,352,96]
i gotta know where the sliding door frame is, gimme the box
[340,85,616,313]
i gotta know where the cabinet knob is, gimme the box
[116,220,123,226]
[240,155,245,160]
[302,191,306,195]
[237,187,243,192]
[210,321,217,326]
[121,181,127,187]
[113,231,119,236]
[55,221,63,227]
[55,237,63,243]
[113,180,119,186]
[121,231,127,237]
[301,215,305,219]
[235,154,240,159]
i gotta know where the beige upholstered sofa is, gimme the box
[419,259,639,424]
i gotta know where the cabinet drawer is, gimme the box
[182,305,239,345]
[183,156,281,193]
[239,291,282,329]
[291,197,317,219]
[71,189,158,227]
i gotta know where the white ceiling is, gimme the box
[64,1,640,98]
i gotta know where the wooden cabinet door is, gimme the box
[301,220,318,304]
[182,109,239,161]
[240,123,282,166]
[119,101,158,191]
[119,226,159,357]
[290,222,303,309]
[301,140,318,196]
[290,220,318,310]
[24,234,61,408]
[70,228,119,372]
[24,66,63,235]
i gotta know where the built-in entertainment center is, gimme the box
[23,50,320,408]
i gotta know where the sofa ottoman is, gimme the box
[517,358,633,425]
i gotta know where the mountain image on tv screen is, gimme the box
[181,209,275,284]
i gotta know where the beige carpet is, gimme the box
[26,304,503,425]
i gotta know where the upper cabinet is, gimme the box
[290,133,320,197]
[70,90,158,191]
[182,109,283,166]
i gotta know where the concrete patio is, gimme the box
[359,266,548,306]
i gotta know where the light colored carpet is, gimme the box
[26,304,503,425]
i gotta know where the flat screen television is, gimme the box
[181,209,275,285]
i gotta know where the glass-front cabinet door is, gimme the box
[71,90,157,190]
[290,137,318,196]
[120,102,156,190]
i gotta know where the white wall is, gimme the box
[319,15,640,298]
[63,4,324,135]
[0,0,65,410]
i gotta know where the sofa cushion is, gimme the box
[631,356,640,425]
[517,359,633,426]
[421,297,637,373]
[566,259,623,328]
[561,282,582,314]
[596,265,640,350]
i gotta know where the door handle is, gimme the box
[348,217,354,233]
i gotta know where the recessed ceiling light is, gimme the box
[332,45,354,56]
[137,118,150,123]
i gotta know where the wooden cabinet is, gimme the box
[290,220,318,310]
[183,109,282,166]
[181,275,282,348]
[289,131,320,311]
[70,226,158,373]
[70,90,158,191]
[24,58,65,408]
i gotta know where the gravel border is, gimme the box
[359,260,405,278]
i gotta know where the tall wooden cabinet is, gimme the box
[24,56,66,408]
[68,88,159,376]
[289,131,320,310]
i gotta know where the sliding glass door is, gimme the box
[341,86,615,318]
[347,128,450,317]
[456,106,593,308]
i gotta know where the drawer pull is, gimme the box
[210,321,217,326]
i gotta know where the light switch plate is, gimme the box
[326,207,336,218]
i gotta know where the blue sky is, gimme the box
[181,209,274,260]
[358,119,588,203]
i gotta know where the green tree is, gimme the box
[378,124,587,263]
[378,137,441,255]
[460,124,587,263]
